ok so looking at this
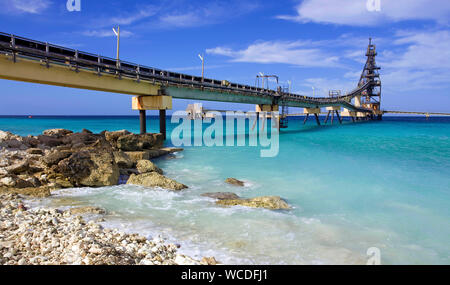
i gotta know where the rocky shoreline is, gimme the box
[0,129,185,196]
[0,128,291,265]
[0,192,216,265]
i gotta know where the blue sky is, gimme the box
[0,0,449,115]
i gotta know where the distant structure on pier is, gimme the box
[186,103,216,119]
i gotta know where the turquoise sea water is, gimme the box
[1,115,449,264]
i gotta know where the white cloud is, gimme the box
[0,0,51,14]
[206,41,340,67]
[110,7,157,26]
[156,2,259,29]
[385,30,450,69]
[301,77,357,96]
[277,0,450,26]
[82,30,134,38]
[379,30,450,91]
[159,12,205,28]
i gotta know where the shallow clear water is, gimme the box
[2,115,449,264]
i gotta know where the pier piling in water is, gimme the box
[139,110,147,134]
[303,108,321,126]
[132,95,172,138]
[159,109,166,140]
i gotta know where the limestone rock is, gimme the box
[136,160,163,174]
[160,147,184,153]
[0,131,20,143]
[43,150,72,166]
[116,134,140,151]
[26,148,43,155]
[12,178,35,189]
[116,133,164,151]
[0,138,25,149]
[216,196,291,210]
[201,192,240,200]
[124,151,150,163]
[127,172,187,191]
[113,151,134,169]
[0,130,15,142]
[201,257,218,265]
[36,135,63,147]
[0,176,15,187]
[104,130,131,147]
[42,129,73,138]
[124,149,170,161]
[225,178,245,187]
[81,152,119,187]
[68,206,106,215]
[57,149,119,187]
[147,149,170,159]
[0,186,52,197]
[174,254,201,265]
[6,160,29,175]
[61,132,106,148]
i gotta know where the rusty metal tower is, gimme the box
[358,38,382,119]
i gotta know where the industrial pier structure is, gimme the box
[0,32,383,138]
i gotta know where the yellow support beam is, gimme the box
[326,106,341,111]
[0,54,161,96]
[256,104,279,112]
[303,108,321,114]
[132,96,172,110]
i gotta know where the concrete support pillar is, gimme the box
[132,95,172,138]
[341,108,358,123]
[325,106,341,125]
[303,108,321,126]
[335,110,342,124]
[314,113,321,126]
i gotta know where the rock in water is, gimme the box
[146,149,170,159]
[126,172,187,191]
[136,160,163,174]
[68,206,106,215]
[174,254,201,265]
[225,178,245,187]
[216,196,291,210]
[201,257,218,265]
[124,149,170,163]
[116,133,164,151]
[57,150,119,187]
[78,151,119,187]
[124,151,150,163]
[201,192,240,200]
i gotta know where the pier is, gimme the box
[383,111,450,117]
[0,32,383,137]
